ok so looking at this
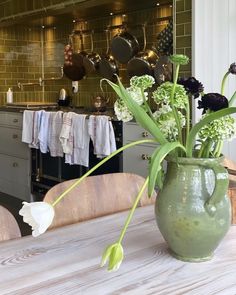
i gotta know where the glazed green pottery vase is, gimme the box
[155,156,231,262]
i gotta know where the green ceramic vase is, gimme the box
[155,156,231,262]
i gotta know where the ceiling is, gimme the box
[0,0,173,27]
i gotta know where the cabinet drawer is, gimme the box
[0,178,31,201]
[123,144,156,178]
[0,127,29,158]
[123,122,155,144]
[0,112,23,128]
[0,154,30,186]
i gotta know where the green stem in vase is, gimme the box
[170,64,183,146]
[141,88,156,123]
[221,72,230,95]
[118,177,149,244]
[185,95,191,146]
[52,139,155,207]
[213,140,223,158]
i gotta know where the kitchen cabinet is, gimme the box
[0,111,31,201]
[123,122,157,178]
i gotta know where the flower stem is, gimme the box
[118,177,149,244]
[170,64,183,145]
[185,96,191,146]
[141,88,157,124]
[52,139,155,207]
[229,90,236,106]
[213,140,223,157]
[221,71,230,95]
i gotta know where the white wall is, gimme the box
[192,0,236,161]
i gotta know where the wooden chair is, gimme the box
[0,205,21,241]
[44,172,156,230]
[223,157,236,224]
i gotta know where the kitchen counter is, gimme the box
[0,104,117,120]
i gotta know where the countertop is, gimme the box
[0,205,236,295]
[0,104,118,120]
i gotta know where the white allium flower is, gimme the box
[130,75,155,89]
[152,81,188,109]
[19,201,55,237]
[126,86,148,105]
[114,99,133,122]
[198,115,236,141]
[153,104,186,141]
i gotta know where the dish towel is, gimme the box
[22,110,35,144]
[29,110,44,149]
[38,111,51,153]
[65,114,90,167]
[48,111,64,157]
[59,112,74,154]
[88,115,116,158]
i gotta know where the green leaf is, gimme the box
[102,77,168,145]
[186,107,236,157]
[156,168,164,191]
[148,142,186,196]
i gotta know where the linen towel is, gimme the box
[88,115,116,158]
[22,110,35,144]
[29,110,44,149]
[65,114,90,167]
[48,111,64,157]
[59,112,74,154]
[38,111,51,153]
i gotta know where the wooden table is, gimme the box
[0,206,236,295]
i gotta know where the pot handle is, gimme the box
[201,162,229,216]
[141,24,147,51]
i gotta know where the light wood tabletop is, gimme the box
[0,205,236,295]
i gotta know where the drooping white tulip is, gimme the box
[19,201,55,237]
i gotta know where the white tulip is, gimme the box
[19,201,55,237]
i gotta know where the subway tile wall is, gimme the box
[176,0,192,77]
[0,4,187,107]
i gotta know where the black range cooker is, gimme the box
[31,120,123,200]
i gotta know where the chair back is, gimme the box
[0,205,21,241]
[44,172,156,229]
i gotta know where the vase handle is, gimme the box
[201,162,229,216]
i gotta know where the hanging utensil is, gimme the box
[110,26,140,64]
[63,34,86,81]
[127,25,158,78]
[98,29,119,82]
[153,55,172,84]
[83,32,101,75]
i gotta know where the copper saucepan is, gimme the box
[127,25,158,78]
[110,26,140,64]
[83,32,101,75]
[63,34,86,81]
[98,30,119,82]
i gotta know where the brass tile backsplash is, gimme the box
[0,2,191,107]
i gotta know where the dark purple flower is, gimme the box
[197,93,228,113]
[178,77,204,98]
[229,62,236,74]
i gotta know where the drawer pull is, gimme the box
[142,131,149,137]
[141,154,150,161]
[12,134,18,139]
[13,118,19,123]
[12,162,19,167]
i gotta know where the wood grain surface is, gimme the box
[0,206,236,295]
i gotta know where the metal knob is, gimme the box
[13,118,18,123]
[142,131,149,137]
[141,154,150,161]
[12,134,18,139]
[12,162,18,167]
